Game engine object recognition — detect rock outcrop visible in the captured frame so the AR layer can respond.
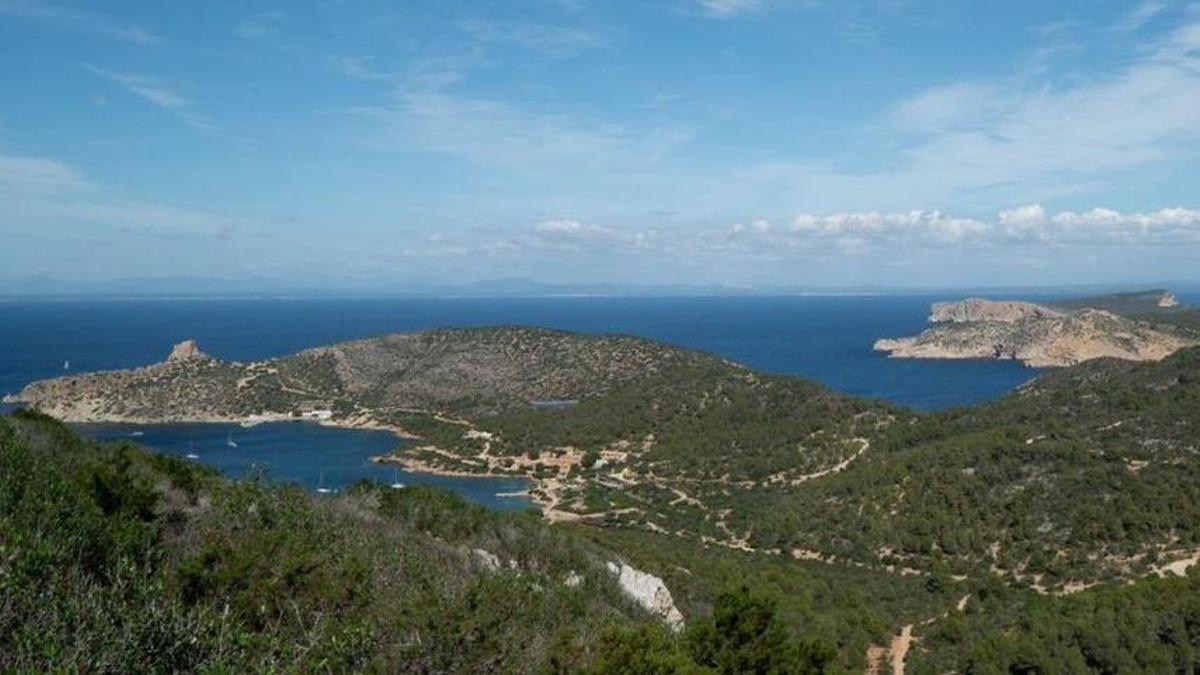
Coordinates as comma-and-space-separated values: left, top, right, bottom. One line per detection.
167, 339, 209, 363
876, 294, 1196, 368
606, 561, 684, 630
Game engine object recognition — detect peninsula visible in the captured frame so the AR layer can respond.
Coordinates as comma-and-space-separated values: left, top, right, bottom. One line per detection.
874, 289, 1198, 367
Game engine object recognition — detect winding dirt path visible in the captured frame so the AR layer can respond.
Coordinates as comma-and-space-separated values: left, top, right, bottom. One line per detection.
788, 438, 870, 485
864, 594, 970, 675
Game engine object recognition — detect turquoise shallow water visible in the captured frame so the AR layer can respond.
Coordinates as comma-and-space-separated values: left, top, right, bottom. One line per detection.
74, 420, 534, 511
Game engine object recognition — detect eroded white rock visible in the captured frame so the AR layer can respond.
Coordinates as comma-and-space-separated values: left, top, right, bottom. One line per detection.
473, 548, 502, 571
606, 561, 684, 630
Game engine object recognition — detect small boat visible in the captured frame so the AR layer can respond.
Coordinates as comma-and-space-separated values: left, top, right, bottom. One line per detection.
63, 360, 70, 371
185, 453, 200, 460
316, 472, 334, 494
390, 467, 405, 489
225, 432, 238, 448
128, 431, 145, 437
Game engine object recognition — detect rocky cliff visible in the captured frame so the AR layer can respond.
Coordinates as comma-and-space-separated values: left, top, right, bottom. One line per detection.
875, 292, 1196, 367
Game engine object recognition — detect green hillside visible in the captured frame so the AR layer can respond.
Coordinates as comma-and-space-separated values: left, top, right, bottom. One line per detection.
0, 410, 852, 673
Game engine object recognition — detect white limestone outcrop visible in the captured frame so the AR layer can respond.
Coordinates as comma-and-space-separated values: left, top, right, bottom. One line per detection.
606, 560, 684, 630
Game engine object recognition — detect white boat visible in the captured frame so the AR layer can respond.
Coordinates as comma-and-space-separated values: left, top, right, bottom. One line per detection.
225, 432, 238, 448
390, 467, 405, 489
129, 431, 145, 437
316, 472, 334, 494
185, 453, 200, 460
63, 360, 70, 371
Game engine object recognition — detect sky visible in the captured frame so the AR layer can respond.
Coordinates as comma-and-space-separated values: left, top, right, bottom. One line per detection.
1, 0, 1199, 292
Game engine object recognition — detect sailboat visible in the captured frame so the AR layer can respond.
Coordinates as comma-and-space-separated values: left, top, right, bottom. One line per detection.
63, 360, 69, 371
225, 431, 238, 448
390, 467, 405, 490
185, 436, 199, 460
316, 472, 333, 494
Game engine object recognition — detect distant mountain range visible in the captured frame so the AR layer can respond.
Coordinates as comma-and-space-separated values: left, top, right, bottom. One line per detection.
3, 275, 1200, 299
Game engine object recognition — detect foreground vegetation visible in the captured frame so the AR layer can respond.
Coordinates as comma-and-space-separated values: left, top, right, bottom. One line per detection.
0, 410, 846, 673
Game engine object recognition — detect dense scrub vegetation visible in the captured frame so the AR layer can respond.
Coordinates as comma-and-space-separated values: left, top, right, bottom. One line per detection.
0, 410, 844, 673
0, 410, 653, 671
913, 572, 1200, 673
763, 347, 1200, 586
483, 363, 891, 482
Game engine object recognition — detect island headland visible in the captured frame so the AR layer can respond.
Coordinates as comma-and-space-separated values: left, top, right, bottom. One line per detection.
874, 289, 1199, 367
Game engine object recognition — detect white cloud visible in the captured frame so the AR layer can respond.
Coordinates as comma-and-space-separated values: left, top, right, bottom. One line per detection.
730, 210, 990, 254
726, 205, 1200, 254
0, 153, 90, 194
1114, 1, 1167, 33
696, 0, 765, 18
0, 0, 159, 43
483, 205, 1200, 264
720, 17, 1200, 212
997, 204, 1048, 241
888, 83, 1005, 133
535, 218, 587, 233
86, 67, 210, 129
357, 90, 660, 170
0, 151, 246, 240
891, 20, 1200, 189
332, 56, 397, 83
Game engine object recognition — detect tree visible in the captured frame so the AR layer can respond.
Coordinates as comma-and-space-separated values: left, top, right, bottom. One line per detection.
687, 584, 835, 674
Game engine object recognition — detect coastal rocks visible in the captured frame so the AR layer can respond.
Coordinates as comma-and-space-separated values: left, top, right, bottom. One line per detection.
877, 297, 1196, 367
606, 560, 684, 630
1159, 292, 1180, 308
167, 339, 209, 363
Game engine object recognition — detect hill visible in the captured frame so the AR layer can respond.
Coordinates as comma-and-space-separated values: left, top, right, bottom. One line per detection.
5, 326, 723, 427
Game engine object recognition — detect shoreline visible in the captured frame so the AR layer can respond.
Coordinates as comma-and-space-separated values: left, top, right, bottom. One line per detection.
7, 403, 556, 512
371, 453, 572, 517
7, 405, 419, 441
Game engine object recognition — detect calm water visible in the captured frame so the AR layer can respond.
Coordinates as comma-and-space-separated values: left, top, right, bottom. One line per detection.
75, 421, 534, 511
5, 294, 1192, 505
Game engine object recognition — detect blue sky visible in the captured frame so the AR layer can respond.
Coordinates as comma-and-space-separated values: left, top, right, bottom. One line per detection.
2, 0, 1199, 290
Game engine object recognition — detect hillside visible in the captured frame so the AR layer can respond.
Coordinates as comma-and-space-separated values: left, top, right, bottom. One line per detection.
5, 326, 724, 427
7, 327, 1200, 671
874, 289, 1198, 367
0, 410, 856, 672
12, 326, 1200, 587
369, 340, 1200, 593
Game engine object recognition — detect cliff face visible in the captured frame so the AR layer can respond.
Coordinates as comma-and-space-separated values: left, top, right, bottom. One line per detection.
876, 294, 1196, 367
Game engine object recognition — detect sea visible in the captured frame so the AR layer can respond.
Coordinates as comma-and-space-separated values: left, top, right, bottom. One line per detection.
4, 293, 1194, 508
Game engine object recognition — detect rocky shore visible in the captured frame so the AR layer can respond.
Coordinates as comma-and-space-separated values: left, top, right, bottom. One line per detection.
875, 291, 1196, 367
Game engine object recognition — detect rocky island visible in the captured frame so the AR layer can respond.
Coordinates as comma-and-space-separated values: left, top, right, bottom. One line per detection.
874, 289, 1198, 367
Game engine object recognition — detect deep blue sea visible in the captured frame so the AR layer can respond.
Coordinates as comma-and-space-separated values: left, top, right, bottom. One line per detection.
4, 294, 1194, 507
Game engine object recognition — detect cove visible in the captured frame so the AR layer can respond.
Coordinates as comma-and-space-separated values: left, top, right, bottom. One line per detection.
73, 420, 534, 511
